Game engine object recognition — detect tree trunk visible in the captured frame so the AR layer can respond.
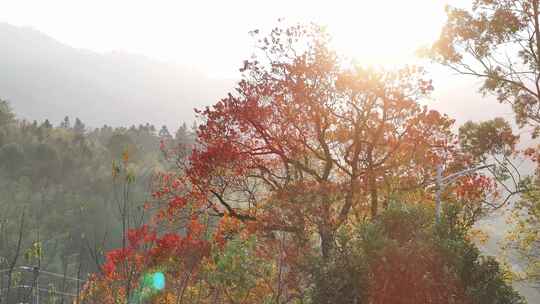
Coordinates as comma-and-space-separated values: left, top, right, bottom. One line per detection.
367, 149, 378, 217
320, 227, 333, 260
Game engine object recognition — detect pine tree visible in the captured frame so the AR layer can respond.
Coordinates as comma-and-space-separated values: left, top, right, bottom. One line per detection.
60, 116, 70, 129
41, 119, 52, 129
73, 118, 86, 134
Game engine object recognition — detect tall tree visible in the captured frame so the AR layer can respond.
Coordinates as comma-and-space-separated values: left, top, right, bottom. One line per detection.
40, 119, 52, 129
426, 0, 540, 136
153, 24, 489, 277
73, 118, 86, 135
427, 0, 540, 290
82, 23, 513, 304
60, 116, 71, 129
0, 100, 14, 146
0, 99, 14, 127
174, 122, 190, 143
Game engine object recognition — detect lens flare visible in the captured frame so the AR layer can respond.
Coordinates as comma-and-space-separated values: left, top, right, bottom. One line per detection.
151, 272, 165, 290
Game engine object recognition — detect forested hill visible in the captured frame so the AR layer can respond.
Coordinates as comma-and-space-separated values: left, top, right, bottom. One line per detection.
0, 23, 231, 129
0, 101, 195, 280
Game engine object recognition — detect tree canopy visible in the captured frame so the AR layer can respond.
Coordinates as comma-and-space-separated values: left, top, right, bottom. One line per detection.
79, 23, 523, 304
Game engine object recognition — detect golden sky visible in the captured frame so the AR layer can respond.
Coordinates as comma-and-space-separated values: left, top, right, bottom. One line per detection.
1, 0, 470, 77
5, 0, 510, 125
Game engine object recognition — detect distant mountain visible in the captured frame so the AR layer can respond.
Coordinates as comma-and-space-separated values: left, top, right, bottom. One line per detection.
0, 22, 233, 129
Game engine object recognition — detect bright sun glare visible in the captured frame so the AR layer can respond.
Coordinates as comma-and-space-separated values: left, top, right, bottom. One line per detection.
320, 1, 449, 66
0, 0, 464, 75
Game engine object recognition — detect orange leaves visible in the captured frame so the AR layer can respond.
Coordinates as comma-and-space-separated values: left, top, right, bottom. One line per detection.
85, 22, 509, 304
213, 214, 243, 249
156, 24, 481, 251
121, 148, 129, 165
451, 173, 495, 203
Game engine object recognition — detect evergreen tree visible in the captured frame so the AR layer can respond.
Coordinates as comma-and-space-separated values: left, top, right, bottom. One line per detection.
174, 123, 188, 142
41, 119, 52, 129
0, 99, 14, 127
73, 118, 86, 134
60, 116, 70, 129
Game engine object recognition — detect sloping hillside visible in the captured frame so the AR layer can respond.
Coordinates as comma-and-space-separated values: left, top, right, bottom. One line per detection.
0, 23, 232, 128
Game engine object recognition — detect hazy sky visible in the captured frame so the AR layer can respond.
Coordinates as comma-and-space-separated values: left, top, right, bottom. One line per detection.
2, 0, 515, 125
1, 0, 470, 77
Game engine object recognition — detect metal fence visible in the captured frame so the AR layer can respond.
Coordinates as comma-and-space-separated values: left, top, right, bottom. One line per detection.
0, 266, 85, 304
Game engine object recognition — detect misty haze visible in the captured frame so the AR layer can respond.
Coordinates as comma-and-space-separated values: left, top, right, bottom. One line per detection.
1, 1, 540, 303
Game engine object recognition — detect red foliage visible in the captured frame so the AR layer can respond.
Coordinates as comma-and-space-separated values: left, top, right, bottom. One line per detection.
86, 23, 497, 303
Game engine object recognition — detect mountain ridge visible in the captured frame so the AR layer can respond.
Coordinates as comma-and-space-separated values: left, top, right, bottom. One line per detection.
0, 22, 232, 129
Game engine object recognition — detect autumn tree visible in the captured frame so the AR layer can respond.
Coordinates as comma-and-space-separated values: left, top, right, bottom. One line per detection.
427, 0, 540, 288
458, 118, 524, 208
85, 23, 506, 303
124, 23, 496, 302
177, 23, 486, 259
426, 0, 540, 136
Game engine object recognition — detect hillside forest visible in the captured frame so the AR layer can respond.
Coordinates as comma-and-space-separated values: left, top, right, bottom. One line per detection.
2, 1, 540, 303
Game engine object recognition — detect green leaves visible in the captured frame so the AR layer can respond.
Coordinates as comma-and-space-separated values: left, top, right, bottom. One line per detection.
24, 241, 43, 263
208, 235, 271, 294
0, 143, 25, 176
0, 99, 15, 127
111, 157, 136, 184
308, 203, 525, 303
459, 118, 518, 161
428, 0, 540, 133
